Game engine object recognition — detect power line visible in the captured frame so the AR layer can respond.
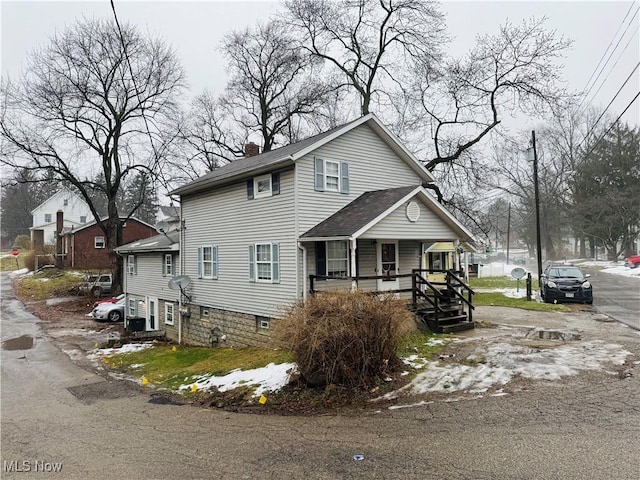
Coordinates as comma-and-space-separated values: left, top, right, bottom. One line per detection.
582, 22, 640, 115
577, 2, 639, 111
576, 61, 640, 152
581, 90, 640, 160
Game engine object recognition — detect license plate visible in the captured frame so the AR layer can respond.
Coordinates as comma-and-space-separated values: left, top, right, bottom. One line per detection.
565, 293, 574, 298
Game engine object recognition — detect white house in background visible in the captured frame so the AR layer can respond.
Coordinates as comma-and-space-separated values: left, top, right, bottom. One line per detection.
30, 188, 92, 247
156, 205, 180, 231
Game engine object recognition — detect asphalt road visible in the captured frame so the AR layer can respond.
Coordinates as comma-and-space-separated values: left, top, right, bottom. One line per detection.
2, 272, 640, 479
584, 267, 640, 330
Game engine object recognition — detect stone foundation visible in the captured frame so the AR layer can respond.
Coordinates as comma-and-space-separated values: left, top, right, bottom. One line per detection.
174, 304, 276, 347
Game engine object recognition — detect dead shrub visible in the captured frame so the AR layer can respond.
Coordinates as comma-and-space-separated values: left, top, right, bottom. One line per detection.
275, 291, 417, 389
23, 251, 55, 272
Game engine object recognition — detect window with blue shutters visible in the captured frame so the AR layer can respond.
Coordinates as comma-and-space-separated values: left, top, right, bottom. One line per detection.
247, 172, 280, 199
314, 158, 350, 193
249, 243, 280, 283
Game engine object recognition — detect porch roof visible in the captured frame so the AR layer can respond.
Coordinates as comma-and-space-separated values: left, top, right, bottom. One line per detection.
115, 231, 179, 253
300, 185, 476, 244
300, 186, 416, 238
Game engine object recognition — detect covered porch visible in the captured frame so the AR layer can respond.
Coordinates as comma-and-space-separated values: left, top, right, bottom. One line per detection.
299, 186, 477, 332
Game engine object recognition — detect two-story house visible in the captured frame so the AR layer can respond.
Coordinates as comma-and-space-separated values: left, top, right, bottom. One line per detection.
30, 188, 92, 249
119, 114, 476, 347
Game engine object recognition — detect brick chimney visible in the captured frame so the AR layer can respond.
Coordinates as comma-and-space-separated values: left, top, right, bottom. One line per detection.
244, 142, 260, 157
56, 210, 64, 268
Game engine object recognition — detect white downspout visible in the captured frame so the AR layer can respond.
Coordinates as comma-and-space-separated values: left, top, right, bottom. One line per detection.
178, 207, 184, 345
299, 242, 307, 300
350, 238, 357, 291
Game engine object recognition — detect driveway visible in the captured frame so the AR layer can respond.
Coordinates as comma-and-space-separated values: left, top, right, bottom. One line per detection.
2, 272, 640, 479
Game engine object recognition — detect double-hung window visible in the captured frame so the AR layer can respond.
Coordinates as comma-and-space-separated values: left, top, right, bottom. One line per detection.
197, 245, 218, 279
127, 255, 137, 275
165, 303, 175, 326
327, 241, 349, 277
95, 236, 106, 249
163, 254, 173, 276
314, 158, 350, 193
315, 240, 350, 278
249, 243, 280, 283
44, 213, 52, 223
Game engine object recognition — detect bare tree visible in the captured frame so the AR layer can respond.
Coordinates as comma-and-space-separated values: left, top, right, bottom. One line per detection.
0, 19, 185, 291
221, 19, 334, 152
285, 0, 446, 116
408, 17, 573, 201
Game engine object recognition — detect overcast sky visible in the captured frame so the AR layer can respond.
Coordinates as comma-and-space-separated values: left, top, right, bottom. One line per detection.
1, 0, 638, 133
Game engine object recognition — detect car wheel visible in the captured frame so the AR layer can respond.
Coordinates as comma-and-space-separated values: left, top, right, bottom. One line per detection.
108, 310, 122, 322
586, 300, 593, 305
632, 262, 640, 269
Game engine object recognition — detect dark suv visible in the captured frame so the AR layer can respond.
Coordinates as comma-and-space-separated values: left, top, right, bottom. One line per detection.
541, 264, 593, 304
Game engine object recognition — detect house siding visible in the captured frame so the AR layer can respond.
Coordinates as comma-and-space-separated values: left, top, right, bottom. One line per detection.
181, 168, 297, 319
31, 190, 92, 245
296, 124, 424, 236
361, 198, 457, 240
125, 253, 179, 302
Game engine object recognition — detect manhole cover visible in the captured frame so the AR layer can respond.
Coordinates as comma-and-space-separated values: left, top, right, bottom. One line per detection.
2, 335, 34, 350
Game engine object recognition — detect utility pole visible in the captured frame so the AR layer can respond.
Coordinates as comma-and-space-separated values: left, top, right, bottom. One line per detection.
530, 130, 543, 285
506, 202, 511, 265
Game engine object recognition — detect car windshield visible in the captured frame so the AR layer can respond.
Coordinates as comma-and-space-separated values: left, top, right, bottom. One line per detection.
548, 267, 584, 279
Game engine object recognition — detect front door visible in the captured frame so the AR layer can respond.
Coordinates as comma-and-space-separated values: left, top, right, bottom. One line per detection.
146, 297, 159, 331
425, 251, 450, 283
377, 241, 399, 291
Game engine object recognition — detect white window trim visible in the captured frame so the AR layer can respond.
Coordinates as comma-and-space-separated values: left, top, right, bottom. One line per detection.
324, 160, 340, 192
200, 245, 218, 279
44, 214, 52, 223
128, 298, 137, 317
254, 174, 272, 198
95, 236, 106, 249
164, 254, 173, 276
165, 303, 175, 326
127, 255, 136, 275
326, 240, 349, 277
255, 243, 273, 282
80, 216, 87, 223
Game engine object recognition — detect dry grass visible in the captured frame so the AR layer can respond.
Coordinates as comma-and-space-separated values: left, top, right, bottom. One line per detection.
275, 291, 417, 389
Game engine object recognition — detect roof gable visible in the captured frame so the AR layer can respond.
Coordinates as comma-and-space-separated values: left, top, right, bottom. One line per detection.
171, 113, 434, 197
30, 187, 88, 214
300, 186, 475, 243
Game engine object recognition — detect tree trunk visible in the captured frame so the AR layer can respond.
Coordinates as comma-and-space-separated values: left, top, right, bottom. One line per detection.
579, 236, 586, 258
106, 198, 123, 294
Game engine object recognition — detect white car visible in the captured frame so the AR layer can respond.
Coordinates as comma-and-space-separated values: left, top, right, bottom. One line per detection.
91, 298, 125, 322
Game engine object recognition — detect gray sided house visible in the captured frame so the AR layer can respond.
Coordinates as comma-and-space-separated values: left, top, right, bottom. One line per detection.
116, 231, 180, 340
165, 113, 477, 347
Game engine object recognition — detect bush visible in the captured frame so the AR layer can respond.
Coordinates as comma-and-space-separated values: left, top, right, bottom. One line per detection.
23, 251, 55, 272
275, 291, 417, 389
13, 235, 30, 249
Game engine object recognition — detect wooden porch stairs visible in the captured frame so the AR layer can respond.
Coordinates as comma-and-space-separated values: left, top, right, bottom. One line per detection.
411, 270, 475, 334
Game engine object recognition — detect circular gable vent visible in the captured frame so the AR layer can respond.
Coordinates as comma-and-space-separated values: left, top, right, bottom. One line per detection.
406, 201, 420, 222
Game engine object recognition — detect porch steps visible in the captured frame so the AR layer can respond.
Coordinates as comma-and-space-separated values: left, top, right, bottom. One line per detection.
413, 300, 474, 334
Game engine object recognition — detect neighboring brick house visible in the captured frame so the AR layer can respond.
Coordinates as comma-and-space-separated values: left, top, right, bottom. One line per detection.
61, 216, 156, 270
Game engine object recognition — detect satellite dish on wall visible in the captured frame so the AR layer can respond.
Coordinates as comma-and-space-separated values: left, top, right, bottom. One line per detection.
168, 275, 191, 291
155, 220, 169, 234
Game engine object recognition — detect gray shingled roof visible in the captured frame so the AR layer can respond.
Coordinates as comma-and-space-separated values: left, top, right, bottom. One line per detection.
171, 117, 365, 196
116, 231, 179, 252
301, 186, 417, 238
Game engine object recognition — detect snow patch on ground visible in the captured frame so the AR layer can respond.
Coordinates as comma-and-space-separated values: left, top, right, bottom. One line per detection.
179, 362, 297, 397
91, 342, 154, 357
384, 341, 632, 404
